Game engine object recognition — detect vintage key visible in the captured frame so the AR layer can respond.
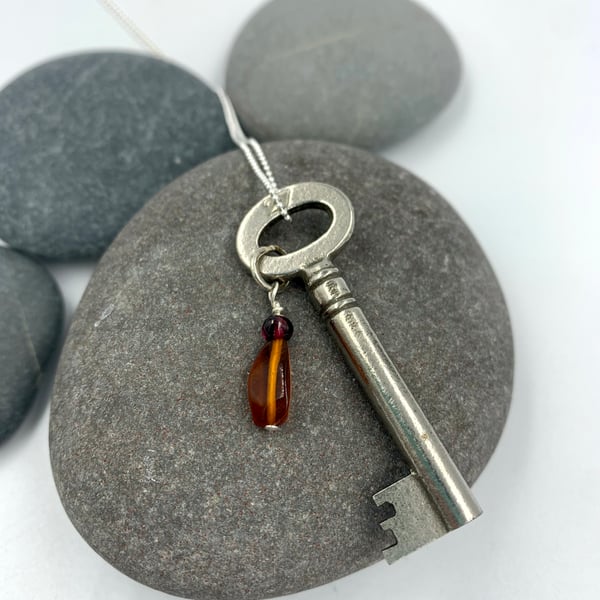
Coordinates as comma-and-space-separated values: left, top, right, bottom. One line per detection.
237, 182, 482, 562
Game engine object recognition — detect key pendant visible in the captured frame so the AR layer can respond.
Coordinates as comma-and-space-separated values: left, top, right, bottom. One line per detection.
237, 182, 482, 562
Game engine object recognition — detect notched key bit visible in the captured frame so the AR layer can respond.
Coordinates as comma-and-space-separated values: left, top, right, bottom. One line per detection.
374, 473, 447, 562
237, 182, 482, 564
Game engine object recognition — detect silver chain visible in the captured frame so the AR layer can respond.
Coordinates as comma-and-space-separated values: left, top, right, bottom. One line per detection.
98, 0, 291, 221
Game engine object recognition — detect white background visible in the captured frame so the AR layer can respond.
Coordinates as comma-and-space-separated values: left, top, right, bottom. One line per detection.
1, 1, 599, 599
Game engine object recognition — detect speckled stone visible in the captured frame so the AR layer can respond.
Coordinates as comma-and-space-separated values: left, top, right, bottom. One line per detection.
226, 0, 461, 148
0, 52, 234, 259
0, 248, 63, 442
50, 141, 513, 599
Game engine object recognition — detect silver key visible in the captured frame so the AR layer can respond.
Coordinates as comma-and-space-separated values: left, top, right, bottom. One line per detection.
237, 182, 482, 563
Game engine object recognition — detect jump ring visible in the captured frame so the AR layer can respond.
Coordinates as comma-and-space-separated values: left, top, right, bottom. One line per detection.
250, 245, 289, 292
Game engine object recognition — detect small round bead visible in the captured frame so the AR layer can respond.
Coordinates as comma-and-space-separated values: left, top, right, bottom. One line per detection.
261, 315, 293, 341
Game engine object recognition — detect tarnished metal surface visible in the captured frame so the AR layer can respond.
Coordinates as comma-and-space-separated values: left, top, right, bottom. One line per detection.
237, 182, 482, 563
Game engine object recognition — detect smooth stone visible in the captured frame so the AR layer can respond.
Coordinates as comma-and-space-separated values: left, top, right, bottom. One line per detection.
0, 52, 234, 259
0, 248, 63, 442
50, 141, 513, 599
226, 0, 461, 148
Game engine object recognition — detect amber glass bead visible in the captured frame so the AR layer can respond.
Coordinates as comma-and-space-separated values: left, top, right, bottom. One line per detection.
248, 338, 291, 428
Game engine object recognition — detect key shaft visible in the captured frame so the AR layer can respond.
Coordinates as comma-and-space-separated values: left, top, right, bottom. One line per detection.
304, 259, 482, 531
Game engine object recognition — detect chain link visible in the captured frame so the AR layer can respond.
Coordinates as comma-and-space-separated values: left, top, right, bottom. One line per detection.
99, 0, 291, 221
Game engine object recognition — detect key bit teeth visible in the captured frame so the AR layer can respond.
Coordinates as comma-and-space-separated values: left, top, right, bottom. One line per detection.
378, 527, 402, 564
377, 517, 396, 532
373, 481, 403, 508
373, 473, 448, 563
372, 498, 404, 562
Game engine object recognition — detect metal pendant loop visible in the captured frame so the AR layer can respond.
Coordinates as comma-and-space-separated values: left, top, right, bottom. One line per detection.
250, 245, 289, 314
250, 245, 288, 291
237, 182, 355, 281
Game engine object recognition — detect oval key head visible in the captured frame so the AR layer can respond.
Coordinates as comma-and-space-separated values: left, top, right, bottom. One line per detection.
236, 182, 355, 281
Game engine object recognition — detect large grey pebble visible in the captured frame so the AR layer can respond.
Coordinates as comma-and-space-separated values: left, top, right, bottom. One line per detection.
226, 0, 461, 148
50, 141, 512, 599
0, 52, 234, 259
1, 248, 63, 442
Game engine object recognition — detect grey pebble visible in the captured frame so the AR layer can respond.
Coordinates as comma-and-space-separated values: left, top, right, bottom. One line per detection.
1, 248, 63, 442
226, 0, 462, 148
0, 52, 234, 259
50, 141, 512, 599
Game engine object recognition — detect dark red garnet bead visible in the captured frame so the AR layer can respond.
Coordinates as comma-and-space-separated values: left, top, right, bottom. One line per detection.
261, 315, 293, 341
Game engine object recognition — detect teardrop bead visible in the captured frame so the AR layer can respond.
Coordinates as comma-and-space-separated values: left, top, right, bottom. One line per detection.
247, 339, 291, 428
